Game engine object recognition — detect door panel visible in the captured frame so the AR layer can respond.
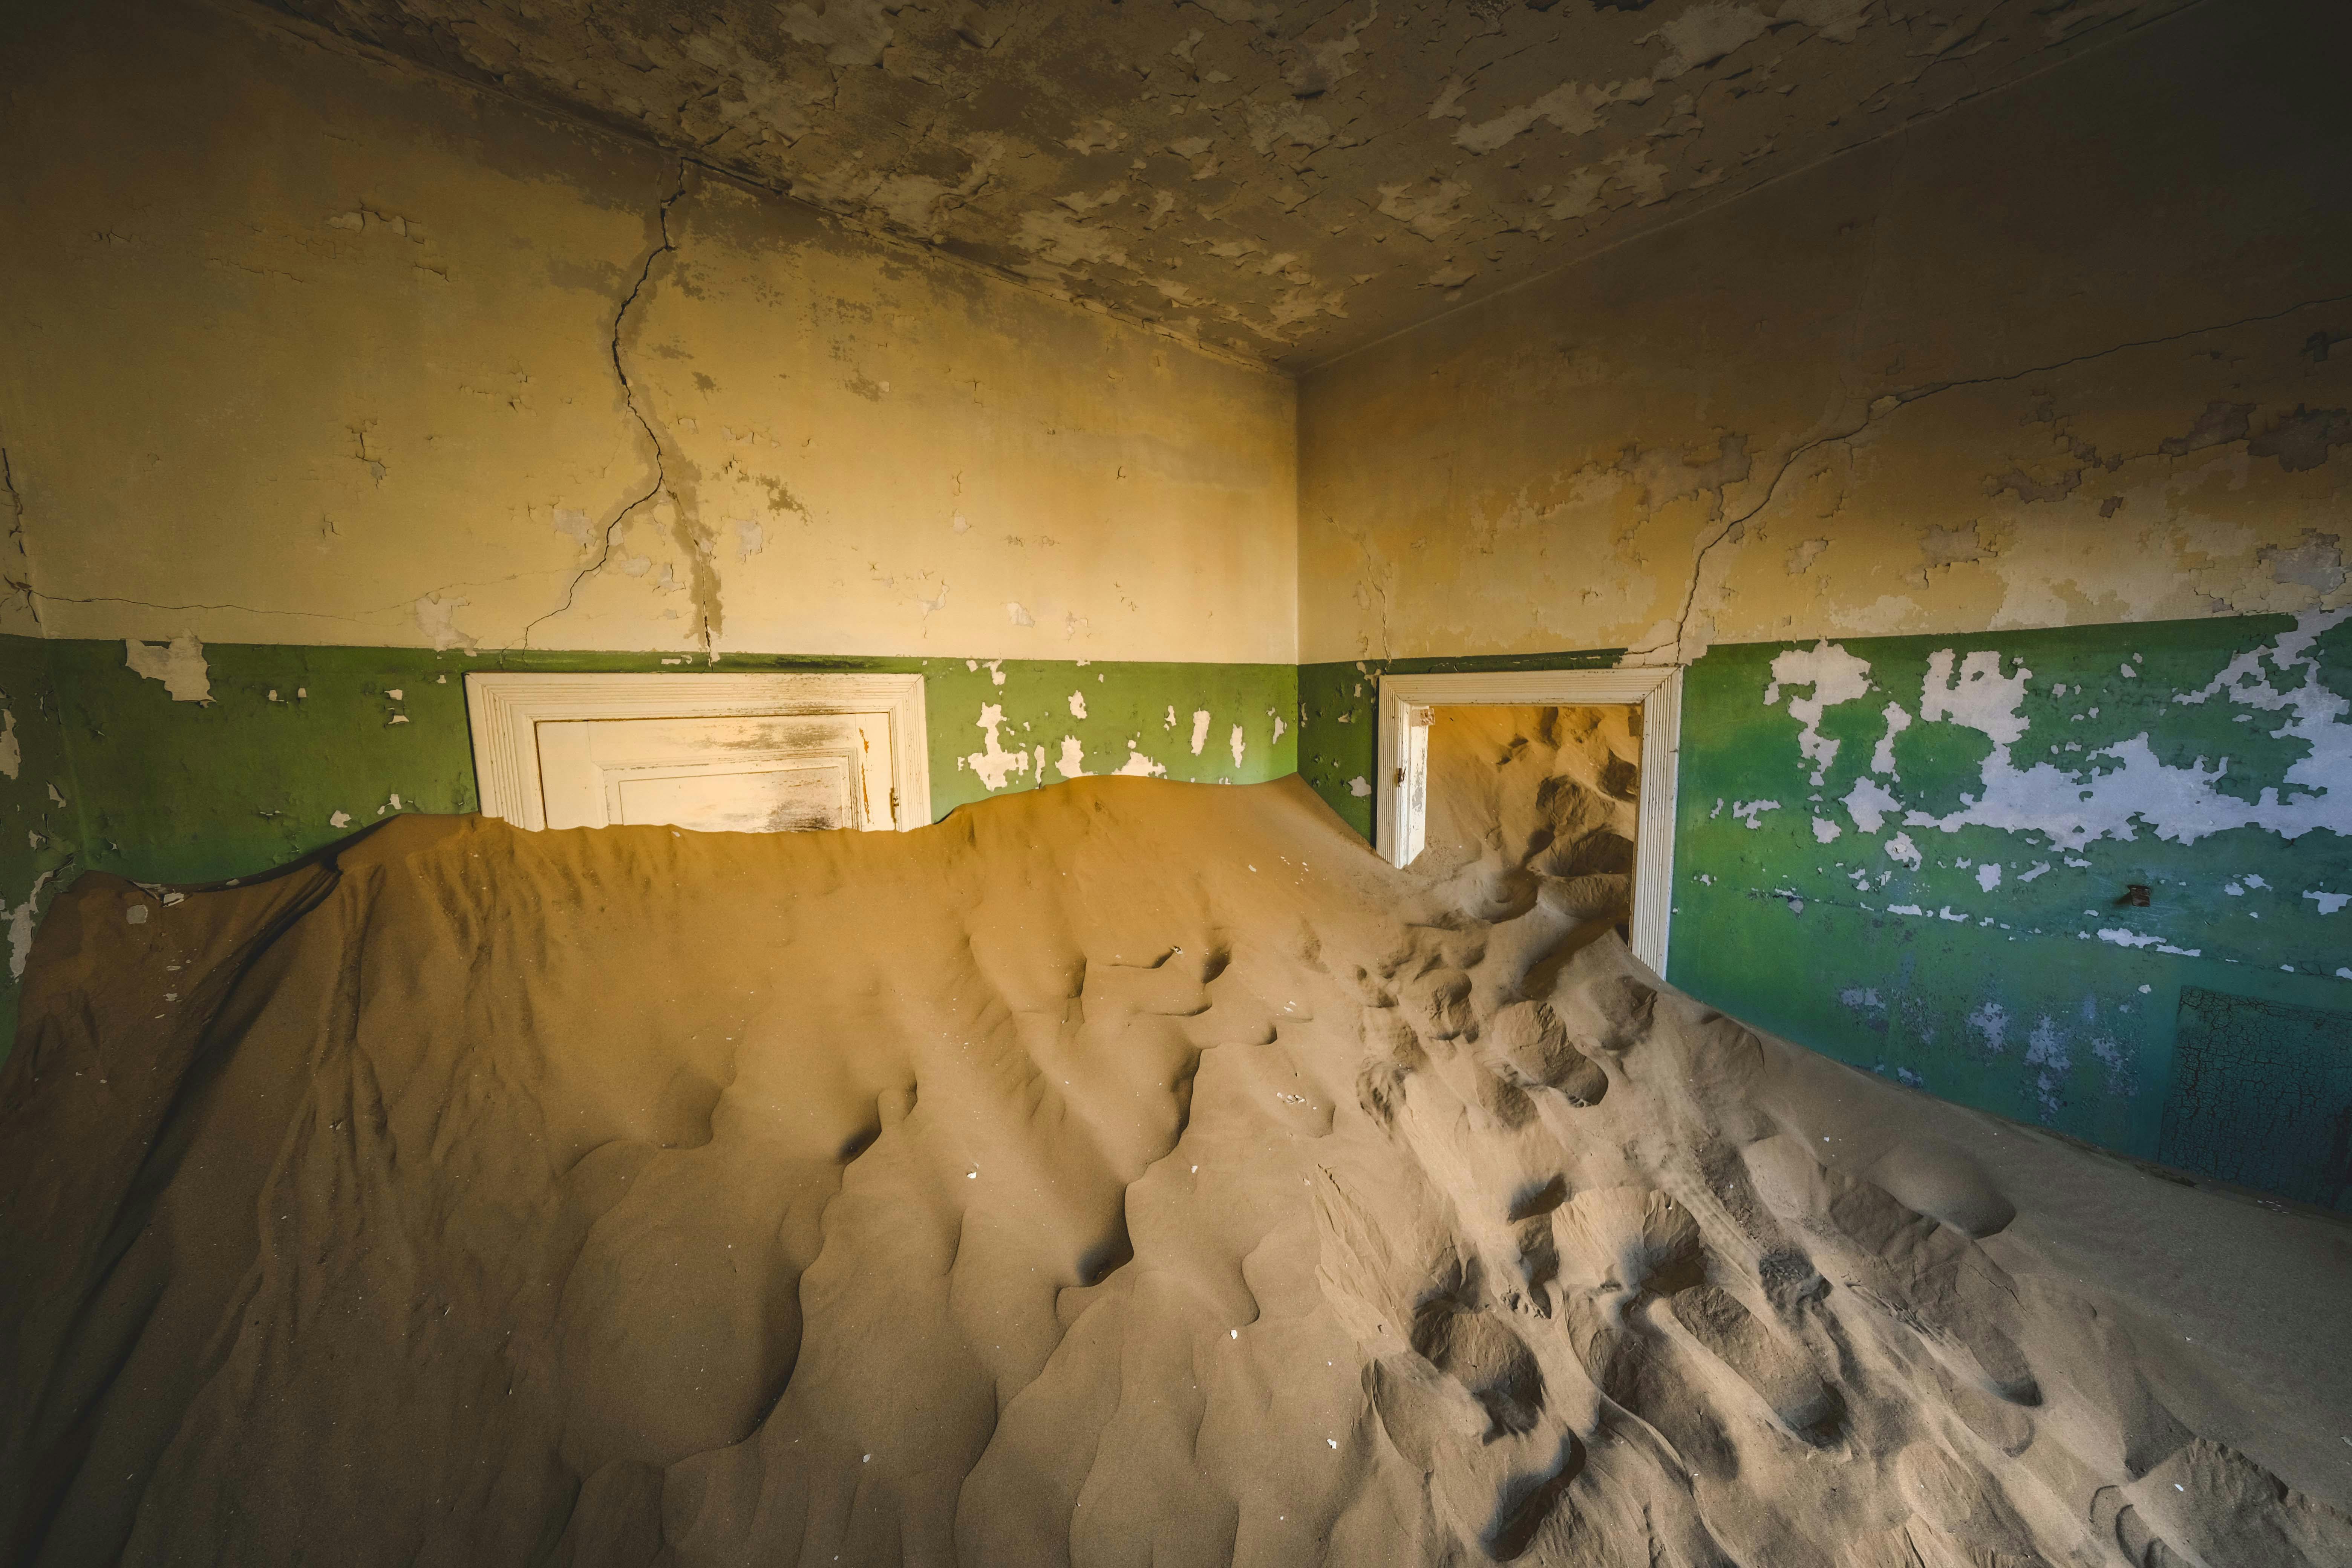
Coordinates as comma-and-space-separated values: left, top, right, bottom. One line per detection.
534, 713, 896, 833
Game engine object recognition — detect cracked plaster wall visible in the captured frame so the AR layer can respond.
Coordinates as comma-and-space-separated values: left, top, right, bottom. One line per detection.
1296, 0, 2352, 665
0, 0, 1296, 665
1292, 0, 2352, 1190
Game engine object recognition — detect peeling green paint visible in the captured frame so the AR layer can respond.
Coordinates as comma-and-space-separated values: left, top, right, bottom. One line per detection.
0, 640, 1291, 1068
17, 614, 2348, 1208
51, 642, 1296, 889
1670, 612, 2352, 1199
0, 635, 81, 1050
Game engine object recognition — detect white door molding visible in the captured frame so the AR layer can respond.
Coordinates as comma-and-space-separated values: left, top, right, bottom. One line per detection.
465, 671, 931, 832
1375, 666, 1684, 972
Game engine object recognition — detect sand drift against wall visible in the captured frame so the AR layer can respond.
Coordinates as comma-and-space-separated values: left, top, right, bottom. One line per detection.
3, 780, 2349, 1565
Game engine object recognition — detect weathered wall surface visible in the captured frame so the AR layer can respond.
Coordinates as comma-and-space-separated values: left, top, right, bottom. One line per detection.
1295, 0, 2352, 665
0, 639, 80, 1050
51, 641, 1294, 889
1292, 0, 2352, 1197
0, 0, 1302, 1060
1671, 614, 2352, 1198
0, 0, 1295, 664
238, 0, 2194, 369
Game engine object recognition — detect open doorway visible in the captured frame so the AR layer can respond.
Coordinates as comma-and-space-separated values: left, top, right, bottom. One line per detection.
1377, 668, 1682, 971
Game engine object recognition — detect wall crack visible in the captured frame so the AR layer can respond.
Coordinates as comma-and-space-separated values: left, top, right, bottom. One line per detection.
521, 160, 693, 651
1628, 286, 2352, 665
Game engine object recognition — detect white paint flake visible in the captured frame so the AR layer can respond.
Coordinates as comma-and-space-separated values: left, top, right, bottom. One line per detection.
1348, 776, 1371, 798
2305, 889, 2350, 915
2096, 927, 2200, 956
1229, 724, 1247, 768
966, 704, 1030, 790
125, 635, 211, 702
6, 870, 57, 978
1068, 691, 1087, 720
1843, 776, 1900, 834
1764, 642, 1873, 784
0, 709, 17, 780
415, 592, 477, 653
1191, 709, 1211, 755
1885, 832, 1922, 870
1115, 744, 1166, 777
1976, 863, 2003, 893
1871, 702, 1910, 776
1811, 816, 1841, 844
984, 659, 1006, 687
1057, 735, 1085, 778
330, 810, 353, 829
1920, 648, 2034, 746
1730, 799, 1780, 829
1272, 714, 1288, 744
1775, 611, 2352, 858
1966, 1001, 2009, 1054
1933, 611, 2350, 848
551, 507, 599, 551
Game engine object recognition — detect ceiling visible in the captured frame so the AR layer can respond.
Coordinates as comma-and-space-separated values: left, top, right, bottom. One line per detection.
254, 0, 2192, 370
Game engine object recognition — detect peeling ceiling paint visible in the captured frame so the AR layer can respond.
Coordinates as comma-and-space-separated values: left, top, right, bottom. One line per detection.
247, 0, 2193, 369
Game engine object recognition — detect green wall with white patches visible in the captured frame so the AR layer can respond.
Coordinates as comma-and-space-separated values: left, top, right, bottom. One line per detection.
0, 641, 1292, 1067
1294, 613, 2352, 1205
52, 643, 1296, 889
1671, 611, 2352, 1198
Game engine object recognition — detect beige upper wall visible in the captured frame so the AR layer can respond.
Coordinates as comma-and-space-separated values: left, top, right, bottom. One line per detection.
1297, 0, 2352, 665
0, 0, 1296, 663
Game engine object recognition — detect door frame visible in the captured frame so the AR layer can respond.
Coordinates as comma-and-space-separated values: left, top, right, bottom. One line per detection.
464, 671, 930, 832
1375, 666, 1684, 971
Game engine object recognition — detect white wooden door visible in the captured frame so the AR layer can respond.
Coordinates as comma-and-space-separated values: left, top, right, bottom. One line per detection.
533, 712, 897, 833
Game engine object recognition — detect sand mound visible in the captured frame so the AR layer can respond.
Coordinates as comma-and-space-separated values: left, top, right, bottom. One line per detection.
3, 777, 2349, 1566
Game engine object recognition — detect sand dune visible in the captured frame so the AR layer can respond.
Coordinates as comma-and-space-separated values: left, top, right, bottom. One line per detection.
3, 777, 2349, 1566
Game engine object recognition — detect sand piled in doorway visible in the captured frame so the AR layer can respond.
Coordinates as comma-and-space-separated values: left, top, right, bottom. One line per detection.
1416, 703, 1640, 944
3, 777, 2348, 1566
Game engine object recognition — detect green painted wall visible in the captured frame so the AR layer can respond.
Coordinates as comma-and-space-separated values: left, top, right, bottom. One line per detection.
1298, 650, 1623, 841
51, 641, 1297, 888
24, 616, 2351, 1206
1295, 615, 2352, 1204
0, 635, 81, 1050
1669, 611, 2352, 1196
0, 640, 1292, 1069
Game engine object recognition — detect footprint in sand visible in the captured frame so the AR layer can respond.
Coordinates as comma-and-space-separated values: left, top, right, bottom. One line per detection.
1669, 1282, 1844, 1446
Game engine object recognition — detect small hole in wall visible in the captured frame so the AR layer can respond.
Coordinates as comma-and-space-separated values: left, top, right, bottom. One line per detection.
2117, 884, 2151, 908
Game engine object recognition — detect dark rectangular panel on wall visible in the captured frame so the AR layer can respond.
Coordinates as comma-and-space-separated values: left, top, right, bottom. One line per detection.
2161, 986, 2352, 1210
